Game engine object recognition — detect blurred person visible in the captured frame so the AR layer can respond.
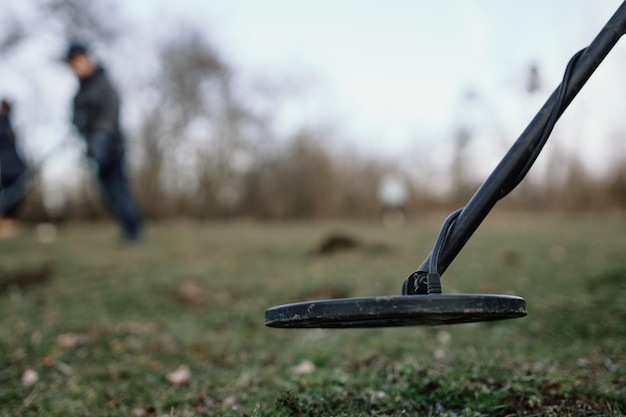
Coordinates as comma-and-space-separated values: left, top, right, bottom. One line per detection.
64, 42, 143, 242
377, 173, 409, 227
0, 98, 28, 237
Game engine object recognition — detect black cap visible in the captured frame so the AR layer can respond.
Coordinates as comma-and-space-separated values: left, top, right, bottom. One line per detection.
64, 42, 89, 62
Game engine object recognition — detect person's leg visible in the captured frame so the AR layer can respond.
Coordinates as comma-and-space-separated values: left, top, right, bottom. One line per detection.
96, 156, 143, 241
0, 174, 27, 239
1, 173, 28, 217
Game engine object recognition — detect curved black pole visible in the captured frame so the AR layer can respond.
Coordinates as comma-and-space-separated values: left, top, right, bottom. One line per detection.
405, 1, 626, 294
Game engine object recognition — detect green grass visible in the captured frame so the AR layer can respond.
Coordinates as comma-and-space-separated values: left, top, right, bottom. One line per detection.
0, 213, 625, 416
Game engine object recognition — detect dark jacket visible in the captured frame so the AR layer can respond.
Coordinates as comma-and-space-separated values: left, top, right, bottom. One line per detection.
72, 66, 124, 158
0, 113, 26, 185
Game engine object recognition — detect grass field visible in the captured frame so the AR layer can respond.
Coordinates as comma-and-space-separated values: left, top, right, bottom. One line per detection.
0, 213, 625, 416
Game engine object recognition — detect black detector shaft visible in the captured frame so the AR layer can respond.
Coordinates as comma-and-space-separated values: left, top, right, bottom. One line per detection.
404, 1, 626, 294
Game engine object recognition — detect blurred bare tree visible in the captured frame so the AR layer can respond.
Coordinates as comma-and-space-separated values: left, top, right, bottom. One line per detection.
605, 158, 626, 208
257, 129, 335, 218
525, 63, 542, 94
448, 88, 481, 204
450, 126, 474, 202
0, 0, 122, 54
133, 26, 273, 219
0, 15, 27, 56
40, 0, 122, 43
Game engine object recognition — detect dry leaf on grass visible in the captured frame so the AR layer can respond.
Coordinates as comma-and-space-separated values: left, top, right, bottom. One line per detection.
131, 408, 148, 417
291, 360, 316, 375
167, 364, 192, 385
21, 369, 38, 387
57, 333, 89, 350
174, 281, 207, 306
223, 396, 237, 407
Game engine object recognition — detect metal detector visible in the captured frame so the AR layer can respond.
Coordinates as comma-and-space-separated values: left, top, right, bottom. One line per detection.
266, 2, 626, 328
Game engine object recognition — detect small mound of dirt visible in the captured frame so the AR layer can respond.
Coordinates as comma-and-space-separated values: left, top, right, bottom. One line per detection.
313, 233, 394, 256
313, 233, 362, 256
0, 264, 53, 294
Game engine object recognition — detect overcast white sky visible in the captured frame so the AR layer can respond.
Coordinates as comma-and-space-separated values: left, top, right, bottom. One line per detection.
120, 0, 626, 172
2, 0, 626, 194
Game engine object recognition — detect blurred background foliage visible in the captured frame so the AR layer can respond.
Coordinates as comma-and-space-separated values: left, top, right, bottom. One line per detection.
2, 0, 626, 222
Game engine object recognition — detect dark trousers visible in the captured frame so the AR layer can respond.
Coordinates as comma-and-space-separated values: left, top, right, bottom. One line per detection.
0, 173, 27, 218
94, 153, 143, 241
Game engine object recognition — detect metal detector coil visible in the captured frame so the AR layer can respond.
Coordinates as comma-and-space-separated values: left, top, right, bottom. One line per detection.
266, 295, 527, 328
265, 2, 626, 329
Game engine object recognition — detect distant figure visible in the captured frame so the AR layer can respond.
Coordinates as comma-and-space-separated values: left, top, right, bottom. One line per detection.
0, 99, 28, 219
526, 63, 542, 94
64, 42, 143, 242
377, 173, 409, 227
